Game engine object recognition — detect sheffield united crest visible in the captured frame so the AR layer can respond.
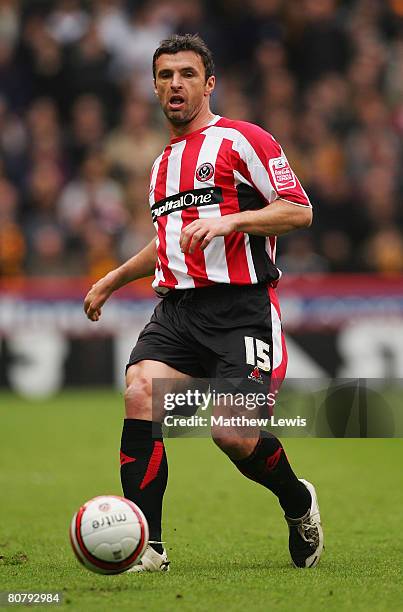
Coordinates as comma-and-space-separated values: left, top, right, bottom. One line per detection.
196, 162, 214, 182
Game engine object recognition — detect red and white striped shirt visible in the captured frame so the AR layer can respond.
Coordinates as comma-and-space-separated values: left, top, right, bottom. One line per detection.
149, 115, 311, 291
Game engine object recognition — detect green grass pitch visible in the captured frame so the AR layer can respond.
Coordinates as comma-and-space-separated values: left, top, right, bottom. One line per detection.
0, 390, 402, 611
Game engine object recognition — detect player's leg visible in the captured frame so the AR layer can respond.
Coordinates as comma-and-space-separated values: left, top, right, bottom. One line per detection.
210, 401, 308, 518
205, 283, 310, 518
211, 409, 311, 519
120, 359, 190, 570
202, 283, 323, 567
120, 292, 206, 572
211, 397, 323, 568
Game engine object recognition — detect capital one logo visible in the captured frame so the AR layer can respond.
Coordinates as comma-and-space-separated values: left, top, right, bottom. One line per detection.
151, 187, 223, 221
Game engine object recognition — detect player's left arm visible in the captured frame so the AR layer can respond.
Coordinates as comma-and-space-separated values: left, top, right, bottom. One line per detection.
231, 198, 312, 235
180, 125, 312, 254
180, 200, 311, 253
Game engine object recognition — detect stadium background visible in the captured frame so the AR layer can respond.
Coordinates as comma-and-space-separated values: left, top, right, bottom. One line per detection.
0, 0, 402, 394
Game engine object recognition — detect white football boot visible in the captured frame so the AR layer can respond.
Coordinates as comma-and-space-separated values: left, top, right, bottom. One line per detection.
285, 479, 324, 568
126, 544, 170, 573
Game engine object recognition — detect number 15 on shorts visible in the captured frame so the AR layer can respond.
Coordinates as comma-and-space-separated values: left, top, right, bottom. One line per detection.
244, 336, 271, 372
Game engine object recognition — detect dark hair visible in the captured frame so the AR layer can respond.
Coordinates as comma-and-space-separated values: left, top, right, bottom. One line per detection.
153, 34, 215, 82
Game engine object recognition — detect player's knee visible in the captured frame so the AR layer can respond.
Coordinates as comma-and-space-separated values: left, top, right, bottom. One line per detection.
124, 374, 152, 419
212, 432, 252, 459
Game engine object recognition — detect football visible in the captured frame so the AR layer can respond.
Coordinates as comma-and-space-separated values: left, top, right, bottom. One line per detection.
69, 495, 149, 574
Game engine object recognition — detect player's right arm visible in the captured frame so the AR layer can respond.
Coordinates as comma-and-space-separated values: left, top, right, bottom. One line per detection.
84, 238, 157, 321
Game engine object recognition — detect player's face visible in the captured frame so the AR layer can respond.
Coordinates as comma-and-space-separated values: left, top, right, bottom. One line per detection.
154, 51, 215, 126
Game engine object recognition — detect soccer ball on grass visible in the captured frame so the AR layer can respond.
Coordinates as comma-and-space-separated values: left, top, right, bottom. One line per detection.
70, 495, 149, 574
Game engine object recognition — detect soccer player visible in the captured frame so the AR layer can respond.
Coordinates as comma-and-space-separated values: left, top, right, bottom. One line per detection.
84, 34, 323, 571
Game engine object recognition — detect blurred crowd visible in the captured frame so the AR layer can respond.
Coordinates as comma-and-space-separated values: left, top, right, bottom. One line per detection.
1, 0, 403, 280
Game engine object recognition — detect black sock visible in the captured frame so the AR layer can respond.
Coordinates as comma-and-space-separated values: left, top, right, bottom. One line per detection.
120, 419, 167, 554
232, 432, 311, 518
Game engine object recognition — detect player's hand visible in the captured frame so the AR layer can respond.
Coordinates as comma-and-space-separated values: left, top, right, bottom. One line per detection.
180, 215, 238, 254
83, 274, 116, 321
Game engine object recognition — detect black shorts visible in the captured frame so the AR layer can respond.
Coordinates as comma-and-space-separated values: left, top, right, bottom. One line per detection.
127, 283, 287, 395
